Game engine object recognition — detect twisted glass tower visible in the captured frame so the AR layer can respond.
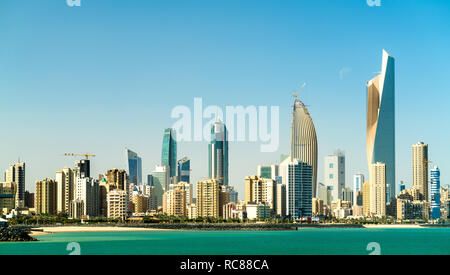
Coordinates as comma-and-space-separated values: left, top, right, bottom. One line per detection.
367, 50, 396, 202
290, 97, 318, 198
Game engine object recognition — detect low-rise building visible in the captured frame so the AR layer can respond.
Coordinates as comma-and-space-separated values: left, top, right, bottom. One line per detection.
246, 203, 270, 220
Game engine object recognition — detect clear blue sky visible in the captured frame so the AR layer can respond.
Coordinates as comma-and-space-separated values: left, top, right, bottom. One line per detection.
1, 0, 449, 198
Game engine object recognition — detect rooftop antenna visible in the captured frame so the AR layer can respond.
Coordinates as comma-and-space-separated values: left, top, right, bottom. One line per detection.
293, 82, 306, 98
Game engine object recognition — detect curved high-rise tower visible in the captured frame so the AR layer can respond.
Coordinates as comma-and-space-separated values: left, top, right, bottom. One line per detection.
290, 96, 318, 198
367, 50, 396, 202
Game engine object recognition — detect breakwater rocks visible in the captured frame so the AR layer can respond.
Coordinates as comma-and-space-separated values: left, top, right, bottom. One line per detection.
0, 226, 37, 242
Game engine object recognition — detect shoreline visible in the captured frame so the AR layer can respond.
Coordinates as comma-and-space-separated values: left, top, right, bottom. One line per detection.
27, 223, 442, 236
362, 224, 424, 229
30, 226, 172, 236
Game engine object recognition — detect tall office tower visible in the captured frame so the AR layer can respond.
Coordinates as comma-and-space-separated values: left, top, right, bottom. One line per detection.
276, 183, 287, 217
151, 165, 169, 207
244, 176, 277, 212
106, 169, 127, 190
55, 167, 74, 214
35, 178, 57, 215
281, 158, 313, 220
126, 148, 142, 185
353, 174, 365, 206
291, 92, 318, 198
257, 165, 279, 180
75, 159, 90, 178
430, 166, 440, 219
74, 177, 99, 218
369, 162, 387, 217
177, 157, 191, 183
162, 128, 177, 178
5, 162, 25, 208
362, 181, 371, 216
324, 151, 345, 202
197, 179, 220, 218
0, 182, 16, 214
342, 187, 353, 205
107, 189, 127, 219
208, 120, 229, 186
367, 50, 396, 202
412, 142, 428, 201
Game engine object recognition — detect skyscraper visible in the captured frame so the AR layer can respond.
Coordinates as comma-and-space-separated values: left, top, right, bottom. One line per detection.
75, 159, 90, 178
353, 174, 365, 206
369, 162, 386, 217
430, 166, 440, 220
281, 158, 312, 220
161, 128, 177, 178
412, 142, 428, 201
5, 162, 25, 208
126, 148, 142, 185
208, 120, 229, 186
367, 50, 396, 202
324, 151, 345, 202
151, 165, 169, 207
291, 93, 318, 197
177, 157, 191, 183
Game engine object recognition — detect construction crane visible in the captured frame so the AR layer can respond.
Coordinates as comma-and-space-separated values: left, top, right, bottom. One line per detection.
63, 153, 96, 160
293, 82, 306, 98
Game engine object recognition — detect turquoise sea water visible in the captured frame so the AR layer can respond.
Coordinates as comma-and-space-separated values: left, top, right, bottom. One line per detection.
0, 228, 449, 255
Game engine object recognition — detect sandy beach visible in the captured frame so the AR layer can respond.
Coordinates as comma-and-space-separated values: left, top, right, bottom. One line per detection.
363, 224, 423, 229
30, 226, 171, 236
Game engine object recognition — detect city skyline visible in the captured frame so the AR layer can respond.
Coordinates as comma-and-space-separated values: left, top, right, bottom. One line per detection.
1, 0, 450, 199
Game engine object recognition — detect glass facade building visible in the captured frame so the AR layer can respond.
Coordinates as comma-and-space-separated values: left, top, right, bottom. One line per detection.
208, 120, 228, 186
126, 148, 142, 185
282, 158, 312, 220
177, 157, 190, 183
367, 50, 396, 202
430, 166, 440, 219
161, 128, 177, 178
